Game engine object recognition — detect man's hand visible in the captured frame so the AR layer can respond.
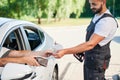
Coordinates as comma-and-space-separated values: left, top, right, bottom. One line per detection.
52, 50, 65, 58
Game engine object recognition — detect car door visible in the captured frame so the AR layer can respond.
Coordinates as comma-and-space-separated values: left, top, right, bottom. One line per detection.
0, 26, 27, 76
20, 25, 52, 80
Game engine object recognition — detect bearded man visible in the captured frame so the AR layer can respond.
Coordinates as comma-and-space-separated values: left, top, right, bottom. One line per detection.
52, 0, 118, 80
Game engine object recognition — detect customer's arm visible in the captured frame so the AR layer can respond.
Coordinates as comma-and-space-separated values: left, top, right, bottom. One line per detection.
8, 50, 52, 58
0, 47, 51, 67
7, 50, 31, 57
0, 56, 40, 67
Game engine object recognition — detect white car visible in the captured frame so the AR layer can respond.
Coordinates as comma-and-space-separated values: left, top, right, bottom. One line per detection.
0, 17, 62, 80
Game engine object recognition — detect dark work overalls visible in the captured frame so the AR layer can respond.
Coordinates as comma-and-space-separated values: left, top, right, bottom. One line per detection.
84, 13, 118, 80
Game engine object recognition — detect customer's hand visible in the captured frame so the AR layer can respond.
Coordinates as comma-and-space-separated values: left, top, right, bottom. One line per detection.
21, 56, 40, 66
42, 50, 53, 57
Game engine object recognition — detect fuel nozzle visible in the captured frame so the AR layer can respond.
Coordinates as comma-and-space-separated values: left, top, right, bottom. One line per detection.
73, 52, 84, 62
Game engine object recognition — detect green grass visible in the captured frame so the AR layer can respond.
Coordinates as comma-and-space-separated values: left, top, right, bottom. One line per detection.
30, 18, 91, 27
27, 18, 120, 27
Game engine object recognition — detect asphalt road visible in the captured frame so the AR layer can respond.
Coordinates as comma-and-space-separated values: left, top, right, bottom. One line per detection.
43, 25, 120, 80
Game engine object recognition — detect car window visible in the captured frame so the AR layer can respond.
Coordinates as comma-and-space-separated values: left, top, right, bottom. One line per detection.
3, 32, 18, 50
3, 29, 25, 50
24, 27, 45, 50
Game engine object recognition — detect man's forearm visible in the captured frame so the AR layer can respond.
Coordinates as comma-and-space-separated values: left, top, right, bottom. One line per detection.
0, 57, 24, 67
64, 41, 95, 55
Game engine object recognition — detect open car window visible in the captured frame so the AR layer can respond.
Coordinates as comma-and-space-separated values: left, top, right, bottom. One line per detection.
23, 27, 45, 50
3, 29, 24, 50
3, 32, 18, 50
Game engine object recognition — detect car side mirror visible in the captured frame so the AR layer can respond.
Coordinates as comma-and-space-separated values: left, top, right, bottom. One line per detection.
1, 63, 33, 80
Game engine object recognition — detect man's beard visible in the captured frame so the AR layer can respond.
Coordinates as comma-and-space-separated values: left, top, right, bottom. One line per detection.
91, 5, 102, 14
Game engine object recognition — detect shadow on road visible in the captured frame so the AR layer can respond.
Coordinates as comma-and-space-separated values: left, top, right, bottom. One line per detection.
113, 36, 120, 43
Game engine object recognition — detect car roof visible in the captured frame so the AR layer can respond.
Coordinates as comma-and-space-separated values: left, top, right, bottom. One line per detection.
0, 17, 39, 45
0, 17, 35, 27
0, 17, 13, 26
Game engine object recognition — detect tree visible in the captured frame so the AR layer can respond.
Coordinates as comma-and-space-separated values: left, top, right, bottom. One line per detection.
80, 0, 93, 17
44, 0, 57, 23
72, 0, 85, 18
55, 0, 85, 21
1, 0, 119, 22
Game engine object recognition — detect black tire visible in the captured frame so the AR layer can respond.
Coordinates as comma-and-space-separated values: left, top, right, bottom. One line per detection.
112, 74, 120, 80
52, 67, 58, 80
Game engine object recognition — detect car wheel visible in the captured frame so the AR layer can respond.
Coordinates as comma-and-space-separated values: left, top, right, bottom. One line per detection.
52, 67, 58, 80
112, 74, 120, 80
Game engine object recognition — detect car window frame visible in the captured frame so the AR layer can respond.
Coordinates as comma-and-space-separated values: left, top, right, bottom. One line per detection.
20, 25, 45, 50
19, 26, 31, 50
1, 25, 26, 50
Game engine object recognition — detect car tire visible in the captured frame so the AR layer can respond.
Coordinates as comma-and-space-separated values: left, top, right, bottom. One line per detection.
112, 74, 120, 80
52, 67, 58, 80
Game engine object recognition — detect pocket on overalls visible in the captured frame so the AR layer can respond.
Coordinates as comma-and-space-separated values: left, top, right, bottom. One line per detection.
95, 54, 104, 66
93, 54, 106, 73
85, 55, 96, 69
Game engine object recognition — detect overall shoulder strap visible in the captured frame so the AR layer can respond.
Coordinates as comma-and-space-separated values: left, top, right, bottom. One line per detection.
95, 13, 118, 28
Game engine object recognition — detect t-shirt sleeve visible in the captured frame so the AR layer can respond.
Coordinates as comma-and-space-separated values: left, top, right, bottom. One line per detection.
94, 17, 115, 37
